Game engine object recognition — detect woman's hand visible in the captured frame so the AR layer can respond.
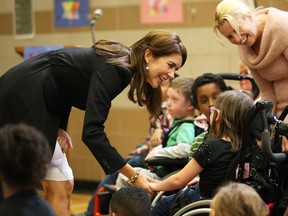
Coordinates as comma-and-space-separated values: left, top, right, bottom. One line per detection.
132, 173, 158, 195
57, 129, 73, 153
119, 164, 158, 195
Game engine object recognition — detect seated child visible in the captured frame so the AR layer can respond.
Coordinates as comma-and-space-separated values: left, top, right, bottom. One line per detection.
109, 187, 151, 216
149, 90, 254, 216
181, 72, 229, 160
210, 182, 269, 216
0, 123, 56, 216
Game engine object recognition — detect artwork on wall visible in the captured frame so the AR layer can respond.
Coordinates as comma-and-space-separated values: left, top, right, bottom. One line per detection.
54, 0, 89, 28
140, 0, 183, 24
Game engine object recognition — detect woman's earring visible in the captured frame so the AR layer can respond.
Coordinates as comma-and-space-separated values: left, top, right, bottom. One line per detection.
146, 65, 149, 71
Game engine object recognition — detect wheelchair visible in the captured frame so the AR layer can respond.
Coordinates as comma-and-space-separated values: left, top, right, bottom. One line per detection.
161, 99, 288, 216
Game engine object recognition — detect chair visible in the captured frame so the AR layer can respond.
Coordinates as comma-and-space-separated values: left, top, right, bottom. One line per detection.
217, 72, 260, 99
145, 156, 188, 167
180, 208, 211, 216
145, 157, 189, 208
93, 184, 117, 216
173, 199, 212, 216
163, 100, 288, 216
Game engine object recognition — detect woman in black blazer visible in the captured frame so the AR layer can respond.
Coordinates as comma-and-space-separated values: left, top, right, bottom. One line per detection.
0, 30, 187, 197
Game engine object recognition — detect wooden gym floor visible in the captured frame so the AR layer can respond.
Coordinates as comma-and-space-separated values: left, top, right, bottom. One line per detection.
38, 189, 93, 215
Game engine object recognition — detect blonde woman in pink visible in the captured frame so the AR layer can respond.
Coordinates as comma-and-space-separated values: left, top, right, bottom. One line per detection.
213, 0, 288, 151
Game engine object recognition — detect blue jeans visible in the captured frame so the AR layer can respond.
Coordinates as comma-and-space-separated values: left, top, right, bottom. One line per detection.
150, 185, 201, 216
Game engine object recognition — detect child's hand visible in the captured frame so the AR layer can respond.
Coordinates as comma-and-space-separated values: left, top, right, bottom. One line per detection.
149, 128, 163, 148
187, 177, 199, 187
149, 182, 159, 194
145, 149, 156, 160
132, 173, 157, 195
194, 114, 209, 131
145, 145, 162, 160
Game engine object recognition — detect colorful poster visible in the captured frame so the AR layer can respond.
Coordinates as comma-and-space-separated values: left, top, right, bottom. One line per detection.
54, 0, 89, 28
140, 0, 183, 24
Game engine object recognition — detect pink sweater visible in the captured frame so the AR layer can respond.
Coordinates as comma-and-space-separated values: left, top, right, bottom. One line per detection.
238, 8, 288, 116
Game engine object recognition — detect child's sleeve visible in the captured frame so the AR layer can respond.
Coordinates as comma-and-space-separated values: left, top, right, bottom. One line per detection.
189, 132, 208, 160
154, 142, 191, 158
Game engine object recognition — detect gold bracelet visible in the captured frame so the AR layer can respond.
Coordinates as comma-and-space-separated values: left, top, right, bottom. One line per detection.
127, 169, 140, 185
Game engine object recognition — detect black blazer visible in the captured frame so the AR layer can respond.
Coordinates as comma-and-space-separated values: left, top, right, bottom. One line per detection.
0, 47, 131, 174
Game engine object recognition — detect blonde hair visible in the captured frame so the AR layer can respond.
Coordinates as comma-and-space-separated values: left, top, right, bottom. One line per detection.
213, 90, 254, 152
169, 76, 194, 103
211, 182, 269, 216
213, 0, 253, 44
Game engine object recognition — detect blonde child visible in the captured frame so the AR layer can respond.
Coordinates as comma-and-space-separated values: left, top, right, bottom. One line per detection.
210, 182, 269, 216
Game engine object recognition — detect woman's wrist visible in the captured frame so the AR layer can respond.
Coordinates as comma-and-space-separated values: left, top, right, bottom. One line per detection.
127, 169, 140, 185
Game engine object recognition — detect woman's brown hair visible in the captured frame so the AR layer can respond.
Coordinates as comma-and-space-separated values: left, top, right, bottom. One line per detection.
93, 30, 187, 117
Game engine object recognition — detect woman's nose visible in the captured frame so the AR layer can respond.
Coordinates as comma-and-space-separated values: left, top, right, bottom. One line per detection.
168, 71, 175, 79
231, 35, 243, 45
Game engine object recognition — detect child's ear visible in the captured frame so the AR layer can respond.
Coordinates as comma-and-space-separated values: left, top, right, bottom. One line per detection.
187, 103, 194, 111
215, 110, 221, 122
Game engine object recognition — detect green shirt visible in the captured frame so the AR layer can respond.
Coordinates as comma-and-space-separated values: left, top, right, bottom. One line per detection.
166, 119, 196, 147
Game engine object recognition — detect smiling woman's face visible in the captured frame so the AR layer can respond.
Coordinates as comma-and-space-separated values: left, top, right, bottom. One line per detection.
218, 18, 258, 47
145, 51, 183, 89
